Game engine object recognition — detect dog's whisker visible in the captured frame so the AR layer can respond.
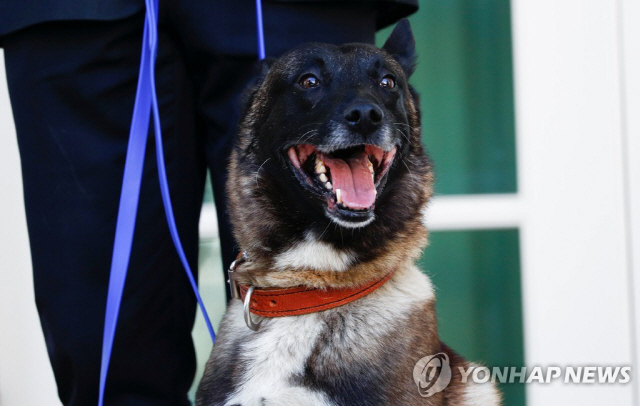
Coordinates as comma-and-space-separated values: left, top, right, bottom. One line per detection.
402, 158, 423, 188
297, 122, 324, 130
402, 159, 412, 175
395, 127, 412, 145
318, 220, 332, 240
403, 156, 419, 166
393, 122, 415, 130
255, 158, 271, 186
295, 129, 320, 145
298, 130, 319, 145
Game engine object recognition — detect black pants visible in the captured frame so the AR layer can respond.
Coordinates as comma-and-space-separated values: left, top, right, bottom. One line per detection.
2, 2, 375, 405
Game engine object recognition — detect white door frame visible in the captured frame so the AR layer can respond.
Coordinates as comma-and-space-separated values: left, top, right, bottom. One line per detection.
423, 1, 639, 405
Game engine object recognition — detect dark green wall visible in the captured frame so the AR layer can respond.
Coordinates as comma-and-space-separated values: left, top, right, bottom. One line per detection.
419, 230, 526, 405
377, 0, 517, 195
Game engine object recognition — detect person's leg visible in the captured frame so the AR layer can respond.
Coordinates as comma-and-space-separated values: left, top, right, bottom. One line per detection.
170, 1, 377, 300
3, 14, 205, 406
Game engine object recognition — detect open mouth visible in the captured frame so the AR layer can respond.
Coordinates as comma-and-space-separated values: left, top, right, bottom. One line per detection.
287, 144, 397, 217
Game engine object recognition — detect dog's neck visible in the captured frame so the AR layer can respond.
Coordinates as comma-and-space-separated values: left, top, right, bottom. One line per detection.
231, 236, 425, 289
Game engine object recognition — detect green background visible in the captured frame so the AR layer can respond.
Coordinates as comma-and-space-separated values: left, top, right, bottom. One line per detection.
419, 230, 525, 405
377, 0, 517, 195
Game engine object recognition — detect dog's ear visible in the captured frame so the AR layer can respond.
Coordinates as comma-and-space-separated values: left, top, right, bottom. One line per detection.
382, 19, 416, 77
255, 57, 276, 86
237, 57, 277, 120
244, 57, 276, 99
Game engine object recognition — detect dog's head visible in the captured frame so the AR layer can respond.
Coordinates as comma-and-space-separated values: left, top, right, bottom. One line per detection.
228, 20, 433, 284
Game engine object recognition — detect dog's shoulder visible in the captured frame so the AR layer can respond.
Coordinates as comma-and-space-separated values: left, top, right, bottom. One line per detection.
196, 302, 250, 406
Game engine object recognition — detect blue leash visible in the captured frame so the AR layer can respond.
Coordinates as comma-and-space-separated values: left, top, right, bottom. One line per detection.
255, 0, 266, 60
98, 1, 266, 405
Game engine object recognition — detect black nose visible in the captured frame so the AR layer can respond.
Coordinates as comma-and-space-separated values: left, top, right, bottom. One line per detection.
344, 103, 384, 133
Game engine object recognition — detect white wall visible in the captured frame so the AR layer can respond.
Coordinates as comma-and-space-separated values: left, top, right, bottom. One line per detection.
622, 0, 640, 402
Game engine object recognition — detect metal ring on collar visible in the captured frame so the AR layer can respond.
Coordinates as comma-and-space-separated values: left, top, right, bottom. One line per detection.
243, 285, 263, 331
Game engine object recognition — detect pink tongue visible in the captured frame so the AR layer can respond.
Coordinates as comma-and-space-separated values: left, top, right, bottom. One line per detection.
320, 152, 375, 210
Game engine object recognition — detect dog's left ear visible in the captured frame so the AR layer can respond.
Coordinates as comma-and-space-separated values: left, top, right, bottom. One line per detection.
382, 19, 416, 77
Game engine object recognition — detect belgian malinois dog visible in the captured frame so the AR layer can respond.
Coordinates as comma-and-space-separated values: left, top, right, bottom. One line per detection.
196, 19, 501, 406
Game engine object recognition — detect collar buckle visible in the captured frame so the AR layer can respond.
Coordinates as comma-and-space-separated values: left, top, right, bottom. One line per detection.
228, 252, 248, 300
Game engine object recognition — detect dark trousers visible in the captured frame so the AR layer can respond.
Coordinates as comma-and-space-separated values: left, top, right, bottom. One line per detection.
2, 2, 375, 405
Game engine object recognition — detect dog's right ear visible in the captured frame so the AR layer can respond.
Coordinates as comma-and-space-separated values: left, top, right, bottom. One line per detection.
256, 57, 276, 85
237, 57, 277, 125
382, 19, 416, 77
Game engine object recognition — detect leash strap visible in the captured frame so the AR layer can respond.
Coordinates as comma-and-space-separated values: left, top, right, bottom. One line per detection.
255, 0, 266, 60
99, 0, 266, 404
98, 10, 153, 406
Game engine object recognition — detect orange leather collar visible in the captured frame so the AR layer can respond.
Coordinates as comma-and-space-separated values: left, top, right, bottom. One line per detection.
232, 270, 396, 318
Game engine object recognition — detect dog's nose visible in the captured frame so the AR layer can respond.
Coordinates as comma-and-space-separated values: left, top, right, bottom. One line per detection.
344, 103, 384, 133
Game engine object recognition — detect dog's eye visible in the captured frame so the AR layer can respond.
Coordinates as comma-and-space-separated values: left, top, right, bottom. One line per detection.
380, 75, 396, 89
299, 74, 320, 89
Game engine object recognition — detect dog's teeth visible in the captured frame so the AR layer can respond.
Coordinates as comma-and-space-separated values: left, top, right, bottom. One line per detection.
325, 182, 333, 190
367, 160, 374, 173
319, 173, 328, 183
336, 188, 342, 204
315, 160, 326, 174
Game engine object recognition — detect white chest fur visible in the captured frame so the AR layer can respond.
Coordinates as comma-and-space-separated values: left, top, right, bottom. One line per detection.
222, 302, 334, 406
220, 266, 434, 406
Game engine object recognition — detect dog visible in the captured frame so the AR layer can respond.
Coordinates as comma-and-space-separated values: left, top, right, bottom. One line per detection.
196, 19, 501, 406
